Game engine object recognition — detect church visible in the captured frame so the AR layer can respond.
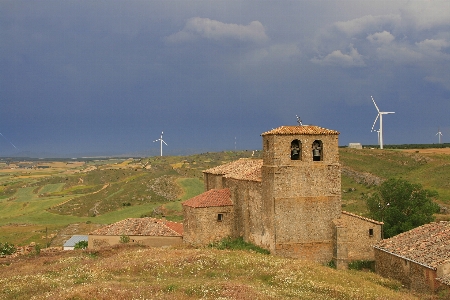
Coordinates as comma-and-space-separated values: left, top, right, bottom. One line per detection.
182, 125, 383, 268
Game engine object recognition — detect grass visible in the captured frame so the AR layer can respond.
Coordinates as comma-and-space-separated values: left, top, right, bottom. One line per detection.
0, 244, 432, 300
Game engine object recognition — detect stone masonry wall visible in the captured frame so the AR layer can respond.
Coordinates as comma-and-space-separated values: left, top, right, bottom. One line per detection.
204, 173, 224, 191
224, 178, 271, 250
88, 235, 182, 249
262, 133, 341, 262
183, 205, 233, 246
375, 248, 443, 293
340, 213, 382, 261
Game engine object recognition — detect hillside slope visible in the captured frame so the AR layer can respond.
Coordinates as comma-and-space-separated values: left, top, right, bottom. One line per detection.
0, 244, 433, 300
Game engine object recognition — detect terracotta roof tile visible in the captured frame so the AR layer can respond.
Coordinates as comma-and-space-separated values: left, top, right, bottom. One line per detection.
204, 158, 262, 182
342, 211, 384, 225
374, 221, 450, 269
89, 217, 183, 237
164, 220, 184, 235
261, 125, 340, 136
182, 188, 232, 208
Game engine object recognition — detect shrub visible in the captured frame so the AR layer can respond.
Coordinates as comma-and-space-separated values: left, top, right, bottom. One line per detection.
209, 237, 270, 255
120, 235, 130, 244
326, 260, 336, 269
0, 242, 16, 256
74, 240, 88, 250
348, 260, 375, 272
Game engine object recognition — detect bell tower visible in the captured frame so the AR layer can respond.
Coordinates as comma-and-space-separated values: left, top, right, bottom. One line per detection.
261, 125, 341, 262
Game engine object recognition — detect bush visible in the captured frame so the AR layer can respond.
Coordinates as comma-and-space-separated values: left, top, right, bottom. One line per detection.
0, 242, 16, 255
74, 240, 88, 250
120, 235, 130, 244
209, 237, 270, 255
348, 260, 375, 272
326, 260, 336, 269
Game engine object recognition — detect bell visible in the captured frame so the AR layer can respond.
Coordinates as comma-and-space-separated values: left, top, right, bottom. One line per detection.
313, 149, 320, 156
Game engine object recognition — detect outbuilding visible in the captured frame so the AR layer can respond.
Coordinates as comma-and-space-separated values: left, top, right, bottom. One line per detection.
88, 217, 183, 249
374, 221, 450, 293
63, 235, 88, 250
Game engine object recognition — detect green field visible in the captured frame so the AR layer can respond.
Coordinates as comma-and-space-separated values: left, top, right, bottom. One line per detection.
0, 148, 449, 246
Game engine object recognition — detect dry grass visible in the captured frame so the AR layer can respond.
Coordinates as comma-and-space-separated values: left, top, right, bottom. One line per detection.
0, 244, 430, 300
401, 148, 450, 155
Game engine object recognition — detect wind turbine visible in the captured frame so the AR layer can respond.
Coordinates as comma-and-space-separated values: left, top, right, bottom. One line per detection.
371, 96, 395, 149
436, 128, 443, 144
153, 131, 167, 156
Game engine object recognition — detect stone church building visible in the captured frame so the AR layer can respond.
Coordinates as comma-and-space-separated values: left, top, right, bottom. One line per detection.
182, 125, 383, 268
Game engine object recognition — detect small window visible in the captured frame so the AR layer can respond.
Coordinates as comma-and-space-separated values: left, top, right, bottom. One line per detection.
369, 229, 374, 237
291, 139, 301, 160
217, 213, 224, 222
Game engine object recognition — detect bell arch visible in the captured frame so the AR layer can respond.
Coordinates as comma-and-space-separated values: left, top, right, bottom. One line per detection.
290, 139, 302, 160
312, 140, 323, 161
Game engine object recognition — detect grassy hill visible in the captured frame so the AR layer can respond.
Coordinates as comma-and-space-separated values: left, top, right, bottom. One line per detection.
0, 148, 449, 299
0, 148, 449, 246
0, 244, 439, 300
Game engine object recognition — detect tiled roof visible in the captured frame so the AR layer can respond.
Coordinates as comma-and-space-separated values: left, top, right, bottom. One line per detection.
182, 188, 232, 208
203, 158, 263, 182
164, 220, 184, 235
342, 211, 384, 225
89, 218, 183, 237
261, 125, 340, 136
374, 221, 450, 269
437, 275, 450, 286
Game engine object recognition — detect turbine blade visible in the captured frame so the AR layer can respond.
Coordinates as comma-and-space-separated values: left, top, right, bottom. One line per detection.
371, 96, 380, 113
371, 114, 379, 132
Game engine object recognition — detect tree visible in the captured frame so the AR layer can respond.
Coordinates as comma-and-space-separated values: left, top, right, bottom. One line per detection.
366, 178, 440, 238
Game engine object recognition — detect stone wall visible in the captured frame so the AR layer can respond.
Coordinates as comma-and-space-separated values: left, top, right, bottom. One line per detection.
204, 173, 224, 190
340, 212, 382, 261
374, 248, 443, 293
88, 235, 182, 249
223, 178, 272, 250
261, 133, 341, 262
263, 134, 339, 166
183, 205, 233, 246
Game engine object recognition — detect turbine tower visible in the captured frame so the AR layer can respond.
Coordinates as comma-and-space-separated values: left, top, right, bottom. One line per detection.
371, 96, 395, 149
436, 128, 443, 144
153, 131, 167, 156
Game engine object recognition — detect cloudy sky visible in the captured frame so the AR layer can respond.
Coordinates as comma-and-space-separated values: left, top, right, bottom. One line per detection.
1, 1, 449, 157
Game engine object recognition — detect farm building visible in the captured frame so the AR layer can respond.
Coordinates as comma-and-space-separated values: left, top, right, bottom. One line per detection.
348, 143, 362, 149
88, 217, 183, 249
63, 235, 88, 250
182, 124, 383, 268
374, 221, 450, 293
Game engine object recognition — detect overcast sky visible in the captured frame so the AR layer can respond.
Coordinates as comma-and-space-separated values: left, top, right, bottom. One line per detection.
1, 1, 450, 157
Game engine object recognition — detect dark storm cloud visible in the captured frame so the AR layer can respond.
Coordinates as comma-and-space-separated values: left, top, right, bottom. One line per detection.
1, 0, 449, 157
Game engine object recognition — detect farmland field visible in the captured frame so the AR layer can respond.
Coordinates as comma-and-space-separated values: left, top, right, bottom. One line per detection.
0, 148, 449, 247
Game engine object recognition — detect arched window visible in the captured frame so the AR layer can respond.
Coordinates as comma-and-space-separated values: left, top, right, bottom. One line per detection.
312, 140, 323, 161
291, 139, 301, 160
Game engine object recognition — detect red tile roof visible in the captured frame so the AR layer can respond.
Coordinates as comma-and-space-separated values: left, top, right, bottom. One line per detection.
164, 220, 184, 235
261, 125, 340, 136
89, 217, 183, 237
182, 188, 232, 208
342, 211, 384, 225
203, 158, 263, 182
374, 221, 450, 270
